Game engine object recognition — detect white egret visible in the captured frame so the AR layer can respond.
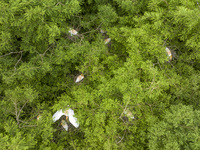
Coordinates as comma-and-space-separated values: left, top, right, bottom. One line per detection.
104, 38, 111, 44
75, 74, 84, 83
69, 28, 78, 36
124, 111, 134, 119
37, 114, 41, 120
165, 47, 172, 60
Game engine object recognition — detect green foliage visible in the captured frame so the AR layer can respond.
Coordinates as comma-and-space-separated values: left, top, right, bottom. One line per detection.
98, 5, 118, 27
0, 0, 200, 149
148, 104, 200, 150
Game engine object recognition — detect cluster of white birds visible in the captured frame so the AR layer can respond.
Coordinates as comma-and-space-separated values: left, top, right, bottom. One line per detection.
69, 28, 111, 45
99, 28, 111, 44
69, 28, 111, 83
69, 28, 172, 60
52, 108, 79, 131
37, 29, 173, 132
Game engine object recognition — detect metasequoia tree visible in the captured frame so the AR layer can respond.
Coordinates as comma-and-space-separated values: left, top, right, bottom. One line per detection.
0, 0, 200, 149
148, 104, 200, 149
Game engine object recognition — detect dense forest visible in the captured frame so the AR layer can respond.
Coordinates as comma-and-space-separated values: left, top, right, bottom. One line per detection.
0, 0, 200, 149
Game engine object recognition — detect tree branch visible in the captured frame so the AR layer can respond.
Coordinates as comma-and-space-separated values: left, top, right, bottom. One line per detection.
13, 100, 19, 125
119, 101, 130, 120
40, 43, 55, 62
19, 125, 37, 128
117, 130, 126, 144
17, 100, 29, 121
14, 51, 23, 71
56, 2, 64, 6
0, 51, 23, 58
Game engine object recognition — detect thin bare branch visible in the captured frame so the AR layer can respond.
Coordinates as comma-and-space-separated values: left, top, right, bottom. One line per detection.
14, 51, 23, 71
168, 61, 174, 67
0, 51, 23, 58
39, 43, 55, 62
119, 101, 130, 119
19, 125, 38, 128
43, 43, 55, 56
13, 101, 19, 125
78, 23, 102, 36
76, 16, 98, 30
56, 2, 64, 6
17, 100, 29, 121
117, 130, 126, 144
153, 59, 163, 70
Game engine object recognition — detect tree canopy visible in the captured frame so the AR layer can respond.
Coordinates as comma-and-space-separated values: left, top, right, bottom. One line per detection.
0, 0, 200, 149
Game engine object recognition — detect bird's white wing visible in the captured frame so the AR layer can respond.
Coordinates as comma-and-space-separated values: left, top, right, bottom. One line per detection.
69, 114, 79, 128
67, 108, 74, 116
52, 109, 65, 122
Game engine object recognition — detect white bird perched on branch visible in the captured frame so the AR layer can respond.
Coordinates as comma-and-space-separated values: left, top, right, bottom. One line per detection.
104, 38, 111, 44
75, 74, 84, 83
100, 29, 106, 34
61, 120, 68, 131
53, 108, 79, 128
69, 28, 78, 36
124, 111, 134, 119
37, 114, 41, 120
165, 47, 173, 60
